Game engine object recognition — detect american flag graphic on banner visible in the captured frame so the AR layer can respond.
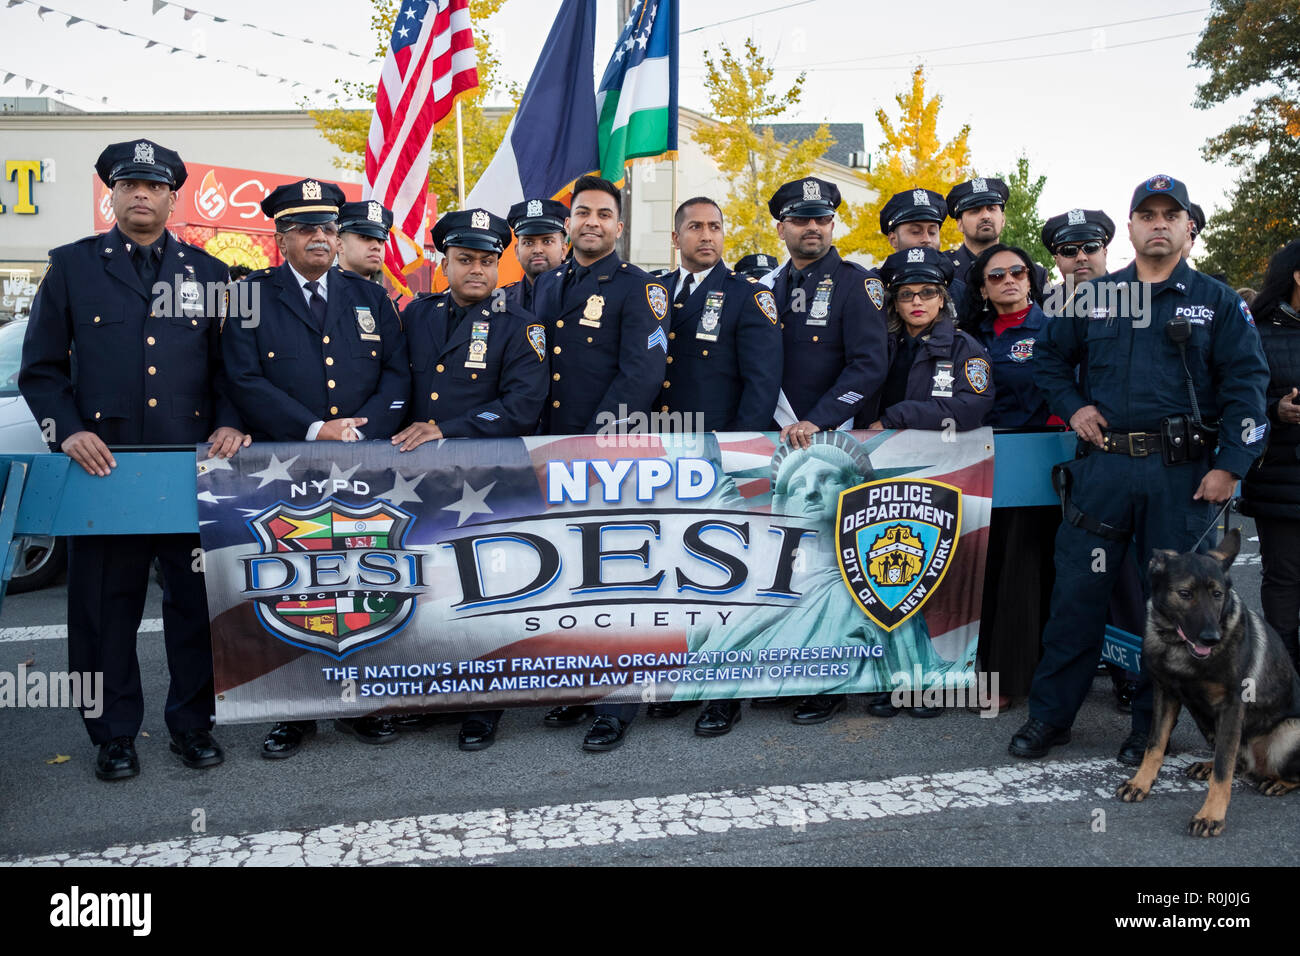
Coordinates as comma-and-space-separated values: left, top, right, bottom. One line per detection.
196, 430, 994, 724
365, 0, 478, 293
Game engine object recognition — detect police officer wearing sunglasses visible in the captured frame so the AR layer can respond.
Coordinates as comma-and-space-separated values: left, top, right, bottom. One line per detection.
1041, 209, 1115, 315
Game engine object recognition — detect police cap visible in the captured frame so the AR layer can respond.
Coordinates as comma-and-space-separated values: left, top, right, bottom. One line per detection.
734, 253, 780, 279
432, 208, 512, 254
945, 177, 1009, 218
1041, 208, 1116, 251
768, 177, 840, 220
507, 198, 569, 237
338, 200, 393, 240
880, 246, 955, 289
1189, 202, 1206, 238
879, 188, 947, 234
95, 139, 187, 189
261, 179, 345, 224
1129, 173, 1192, 214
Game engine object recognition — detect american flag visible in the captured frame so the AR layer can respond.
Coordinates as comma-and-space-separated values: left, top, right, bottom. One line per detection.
365, 0, 478, 293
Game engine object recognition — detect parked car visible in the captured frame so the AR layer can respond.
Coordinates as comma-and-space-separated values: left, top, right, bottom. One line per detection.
0, 319, 66, 592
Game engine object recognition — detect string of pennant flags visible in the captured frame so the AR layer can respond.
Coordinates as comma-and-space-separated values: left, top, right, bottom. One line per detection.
131, 0, 378, 62
5, 0, 382, 102
0, 65, 114, 105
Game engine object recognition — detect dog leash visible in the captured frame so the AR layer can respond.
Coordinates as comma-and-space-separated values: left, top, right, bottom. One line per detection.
1190, 495, 1237, 553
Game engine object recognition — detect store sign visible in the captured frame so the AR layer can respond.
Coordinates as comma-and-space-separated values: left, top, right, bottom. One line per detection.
1, 160, 46, 215
92, 162, 362, 232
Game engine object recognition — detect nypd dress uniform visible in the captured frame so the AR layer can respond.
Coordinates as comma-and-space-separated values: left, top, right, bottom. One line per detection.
767, 178, 890, 430
879, 188, 967, 312
876, 247, 994, 431
531, 250, 668, 436
657, 264, 782, 432
502, 198, 569, 315
734, 253, 780, 282
945, 177, 1048, 290
221, 181, 410, 442
1040, 208, 1116, 315
19, 139, 237, 762
1022, 175, 1270, 747
338, 199, 394, 256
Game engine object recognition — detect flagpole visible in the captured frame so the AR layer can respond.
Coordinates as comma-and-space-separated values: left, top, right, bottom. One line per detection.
669, 155, 678, 269
455, 100, 467, 207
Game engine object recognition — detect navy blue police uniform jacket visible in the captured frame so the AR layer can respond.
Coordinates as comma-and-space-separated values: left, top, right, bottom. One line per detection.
770, 246, 889, 428
221, 263, 410, 441
530, 250, 668, 435
501, 276, 537, 315
20, 226, 240, 446
975, 303, 1052, 427
403, 290, 549, 436
1033, 258, 1269, 478
878, 317, 994, 431
657, 265, 783, 432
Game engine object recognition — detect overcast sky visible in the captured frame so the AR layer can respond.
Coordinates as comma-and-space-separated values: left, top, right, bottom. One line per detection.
3, 0, 1255, 266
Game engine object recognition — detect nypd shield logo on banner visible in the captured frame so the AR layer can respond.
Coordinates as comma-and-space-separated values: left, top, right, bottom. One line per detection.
835, 478, 963, 630
241, 498, 425, 659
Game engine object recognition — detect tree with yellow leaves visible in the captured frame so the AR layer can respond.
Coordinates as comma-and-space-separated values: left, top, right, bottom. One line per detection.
838, 67, 972, 262
309, 0, 516, 213
692, 39, 833, 261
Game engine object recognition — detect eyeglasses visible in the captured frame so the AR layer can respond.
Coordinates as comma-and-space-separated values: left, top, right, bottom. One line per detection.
986, 265, 1029, 283
285, 222, 339, 236
1055, 240, 1105, 257
896, 287, 943, 302
786, 215, 834, 227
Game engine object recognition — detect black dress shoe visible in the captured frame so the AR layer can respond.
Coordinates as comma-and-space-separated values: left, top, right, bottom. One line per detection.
907, 705, 943, 718
694, 700, 741, 737
261, 720, 316, 759
169, 729, 224, 769
1116, 729, 1148, 766
334, 715, 399, 745
392, 713, 441, 732
750, 696, 789, 709
865, 692, 899, 718
95, 737, 139, 781
458, 716, 499, 752
582, 715, 629, 751
543, 704, 594, 727
1008, 718, 1071, 758
1114, 679, 1138, 713
791, 694, 846, 725
646, 701, 698, 718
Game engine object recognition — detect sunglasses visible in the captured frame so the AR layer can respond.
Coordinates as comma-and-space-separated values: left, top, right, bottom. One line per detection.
896, 286, 943, 302
986, 265, 1029, 283
286, 222, 339, 236
786, 215, 834, 227
1055, 240, 1105, 257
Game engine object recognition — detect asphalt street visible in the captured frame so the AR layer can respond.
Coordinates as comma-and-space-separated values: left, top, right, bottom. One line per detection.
1, 515, 1297, 868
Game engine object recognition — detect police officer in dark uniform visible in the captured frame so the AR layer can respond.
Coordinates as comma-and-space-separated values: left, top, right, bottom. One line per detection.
879, 187, 967, 315
647, 196, 782, 736
1010, 174, 1270, 765
20, 139, 249, 780
503, 198, 569, 314
338, 199, 393, 281
529, 174, 669, 751
734, 253, 780, 281
393, 208, 550, 751
767, 175, 891, 724
945, 177, 1048, 291
1041, 208, 1115, 314
221, 178, 411, 757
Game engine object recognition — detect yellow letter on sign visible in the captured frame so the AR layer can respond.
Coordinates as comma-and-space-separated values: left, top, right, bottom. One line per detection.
6, 160, 42, 214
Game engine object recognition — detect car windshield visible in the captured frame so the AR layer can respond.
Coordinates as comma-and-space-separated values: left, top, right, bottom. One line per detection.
0, 320, 26, 397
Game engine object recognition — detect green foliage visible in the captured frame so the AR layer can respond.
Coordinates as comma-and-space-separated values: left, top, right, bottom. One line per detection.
996, 155, 1051, 271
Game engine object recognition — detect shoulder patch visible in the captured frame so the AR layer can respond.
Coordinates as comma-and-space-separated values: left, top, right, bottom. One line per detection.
964, 357, 991, 394
646, 282, 669, 321
526, 323, 546, 362
754, 290, 778, 325
1239, 299, 1255, 327
865, 278, 885, 311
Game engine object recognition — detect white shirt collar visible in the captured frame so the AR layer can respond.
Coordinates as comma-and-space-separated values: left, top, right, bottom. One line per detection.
675, 262, 718, 298
287, 262, 328, 300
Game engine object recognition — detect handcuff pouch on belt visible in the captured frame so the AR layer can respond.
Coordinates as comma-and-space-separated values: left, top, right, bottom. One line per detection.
1158, 414, 1218, 466
1051, 461, 1131, 542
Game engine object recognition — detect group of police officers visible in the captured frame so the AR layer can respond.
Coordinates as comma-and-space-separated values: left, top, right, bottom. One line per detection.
19, 137, 1269, 783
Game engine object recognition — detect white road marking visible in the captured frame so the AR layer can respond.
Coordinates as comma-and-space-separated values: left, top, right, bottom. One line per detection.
0, 754, 1216, 866
0, 619, 163, 644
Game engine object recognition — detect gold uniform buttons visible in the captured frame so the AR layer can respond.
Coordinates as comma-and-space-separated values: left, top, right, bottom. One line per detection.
586, 336, 593, 343
436, 364, 445, 373
552, 373, 560, 381
325, 357, 334, 366
327, 379, 336, 389
553, 346, 562, 354
660, 405, 669, 413
552, 400, 561, 408
323, 335, 330, 344
146, 336, 156, 346
556, 320, 565, 328
430, 392, 439, 401
93, 316, 101, 324
666, 356, 674, 364
471, 373, 478, 380
147, 366, 157, 376
267, 351, 275, 358
147, 398, 157, 408
191, 319, 197, 326
662, 380, 671, 389
812, 335, 819, 342
702, 350, 709, 357
668, 332, 675, 339
330, 405, 339, 415
94, 411, 101, 420
370, 350, 377, 357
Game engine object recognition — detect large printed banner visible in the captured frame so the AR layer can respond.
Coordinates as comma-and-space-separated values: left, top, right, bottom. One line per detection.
197, 429, 994, 723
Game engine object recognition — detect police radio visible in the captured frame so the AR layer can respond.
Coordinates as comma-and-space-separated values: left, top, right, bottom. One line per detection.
1161, 314, 1215, 465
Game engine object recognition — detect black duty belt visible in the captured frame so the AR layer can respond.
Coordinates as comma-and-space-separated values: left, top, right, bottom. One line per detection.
1099, 430, 1161, 457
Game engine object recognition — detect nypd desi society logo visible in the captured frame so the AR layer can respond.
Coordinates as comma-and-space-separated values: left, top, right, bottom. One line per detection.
836, 478, 962, 630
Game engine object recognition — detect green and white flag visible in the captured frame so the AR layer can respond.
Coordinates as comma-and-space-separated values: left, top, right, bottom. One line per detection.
596, 0, 678, 184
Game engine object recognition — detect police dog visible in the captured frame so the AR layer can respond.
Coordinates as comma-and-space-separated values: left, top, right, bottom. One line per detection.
1115, 528, 1300, 836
